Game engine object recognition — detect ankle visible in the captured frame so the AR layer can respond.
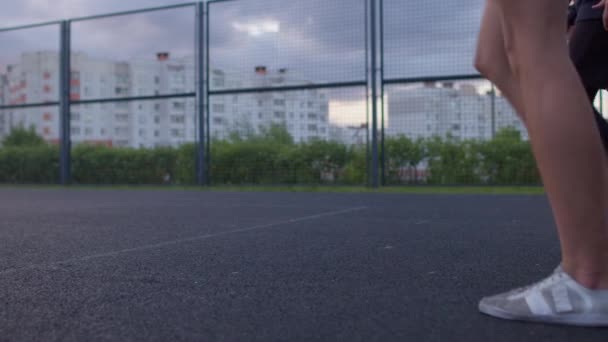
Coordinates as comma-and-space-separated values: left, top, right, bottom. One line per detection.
562, 263, 608, 290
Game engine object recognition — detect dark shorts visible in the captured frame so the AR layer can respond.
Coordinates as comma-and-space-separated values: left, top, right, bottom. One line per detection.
569, 20, 608, 151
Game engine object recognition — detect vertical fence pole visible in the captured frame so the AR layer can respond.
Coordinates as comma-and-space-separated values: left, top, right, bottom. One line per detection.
490, 84, 496, 139
60, 20, 71, 185
205, 1, 211, 186
364, 0, 371, 186
379, 0, 386, 186
195, 2, 207, 186
370, 0, 379, 188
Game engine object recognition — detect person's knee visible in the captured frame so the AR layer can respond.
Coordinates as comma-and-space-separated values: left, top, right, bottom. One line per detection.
473, 46, 490, 77
490, 0, 567, 76
474, 42, 512, 83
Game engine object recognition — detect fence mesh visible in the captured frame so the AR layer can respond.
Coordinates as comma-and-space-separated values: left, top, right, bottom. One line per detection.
0, 1, 565, 186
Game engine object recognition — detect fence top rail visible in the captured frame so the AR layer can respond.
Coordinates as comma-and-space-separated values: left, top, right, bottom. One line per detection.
71, 93, 196, 106
0, 102, 60, 111
207, 0, 241, 5
383, 74, 483, 85
208, 81, 367, 96
0, 21, 63, 33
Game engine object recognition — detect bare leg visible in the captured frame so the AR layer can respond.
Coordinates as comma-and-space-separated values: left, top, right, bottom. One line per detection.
489, 0, 608, 287
475, 0, 608, 327
474, 0, 526, 123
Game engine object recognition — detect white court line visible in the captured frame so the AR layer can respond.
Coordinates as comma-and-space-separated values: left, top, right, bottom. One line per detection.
0, 206, 368, 276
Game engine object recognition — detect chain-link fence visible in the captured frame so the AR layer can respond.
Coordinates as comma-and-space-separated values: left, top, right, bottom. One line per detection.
0, 0, 602, 186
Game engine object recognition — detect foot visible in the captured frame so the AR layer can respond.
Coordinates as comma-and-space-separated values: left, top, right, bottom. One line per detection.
479, 266, 608, 327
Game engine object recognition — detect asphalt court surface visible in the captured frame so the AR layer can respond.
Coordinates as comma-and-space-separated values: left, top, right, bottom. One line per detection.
0, 189, 606, 341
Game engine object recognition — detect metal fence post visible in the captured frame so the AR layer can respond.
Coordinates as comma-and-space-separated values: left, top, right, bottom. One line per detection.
379, 0, 386, 186
205, 1, 211, 186
370, 0, 379, 188
60, 20, 71, 185
490, 84, 496, 139
364, 0, 371, 187
195, 2, 207, 186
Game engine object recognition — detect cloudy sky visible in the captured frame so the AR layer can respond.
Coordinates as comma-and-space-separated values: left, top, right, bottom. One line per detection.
0, 0, 486, 126
0, 0, 484, 79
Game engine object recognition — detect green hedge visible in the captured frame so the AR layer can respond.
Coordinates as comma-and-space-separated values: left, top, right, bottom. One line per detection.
0, 145, 60, 183
71, 145, 182, 185
0, 127, 540, 186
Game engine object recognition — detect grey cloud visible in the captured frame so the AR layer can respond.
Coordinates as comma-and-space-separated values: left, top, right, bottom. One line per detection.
0, 0, 484, 82
71, 7, 195, 61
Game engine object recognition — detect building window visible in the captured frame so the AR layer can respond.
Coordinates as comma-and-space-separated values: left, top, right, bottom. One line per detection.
274, 111, 285, 119
308, 124, 318, 132
85, 127, 93, 136
115, 114, 129, 123
273, 99, 285, 106
213, 117, 224, 125
115, 87, 127, 95
171, 115, 185, 124
171, 129, 185, 138
154, 116, 160, 124
71, 127, 80, 135
43, 112, 52, 121
114, 127, 128, 135
154, 130, 160, 137
307, 113, 317, 120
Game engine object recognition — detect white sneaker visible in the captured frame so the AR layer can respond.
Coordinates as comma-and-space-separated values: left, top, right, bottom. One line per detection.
479, 266, 608, 327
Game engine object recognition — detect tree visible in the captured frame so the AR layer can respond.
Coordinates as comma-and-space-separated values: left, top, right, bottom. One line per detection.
385, 135, 425, 184
1, 126, 45, 147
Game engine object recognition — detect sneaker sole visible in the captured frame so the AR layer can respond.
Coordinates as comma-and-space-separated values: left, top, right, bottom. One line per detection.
479, 301, 608, 327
